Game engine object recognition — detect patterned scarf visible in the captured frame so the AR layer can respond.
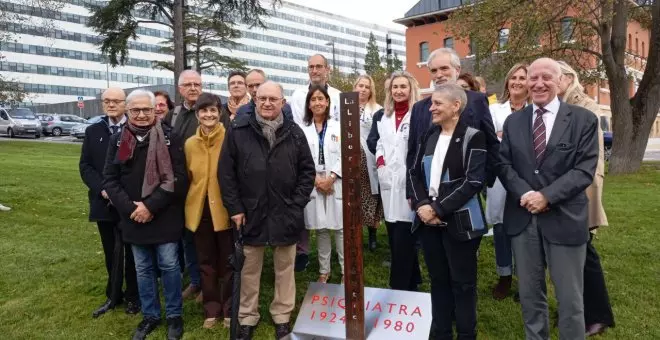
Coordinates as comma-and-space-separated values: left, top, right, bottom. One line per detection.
255, 112, 284, 148
226, 95, 250, 116
118, 119, 174, 198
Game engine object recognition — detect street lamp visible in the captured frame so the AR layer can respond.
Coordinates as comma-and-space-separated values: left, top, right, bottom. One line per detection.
325, 41, 336, 72
101, 55, 110, 88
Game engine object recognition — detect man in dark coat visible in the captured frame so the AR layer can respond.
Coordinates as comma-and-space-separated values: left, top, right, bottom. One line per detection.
405, 48, 499, 197
236, 69, 293, 120
219, 81, 315, 340
104, 89, 189, 340
79, 87, 139, 318
163, 69, 203, 300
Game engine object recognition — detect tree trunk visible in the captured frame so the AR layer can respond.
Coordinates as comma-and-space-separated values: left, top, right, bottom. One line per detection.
173, 0, 185, 104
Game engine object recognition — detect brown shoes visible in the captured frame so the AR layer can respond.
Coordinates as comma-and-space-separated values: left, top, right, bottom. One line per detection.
492, 275, 513, 300
586, 323, 609, 337
182, 284, 201, 299
317, 273, 330, 283
203, 318, 217, 329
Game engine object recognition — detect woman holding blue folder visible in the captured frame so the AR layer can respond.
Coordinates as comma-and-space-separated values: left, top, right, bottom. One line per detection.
408, 83, 488, 340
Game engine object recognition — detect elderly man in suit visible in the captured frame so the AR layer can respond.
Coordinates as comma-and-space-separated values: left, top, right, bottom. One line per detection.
498, 57, 599, 340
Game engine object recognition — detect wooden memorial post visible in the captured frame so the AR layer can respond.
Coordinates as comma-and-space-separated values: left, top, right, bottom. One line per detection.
340, 92, 365, 339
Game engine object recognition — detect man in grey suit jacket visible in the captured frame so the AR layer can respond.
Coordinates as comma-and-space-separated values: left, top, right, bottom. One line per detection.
498, 58, 599, 340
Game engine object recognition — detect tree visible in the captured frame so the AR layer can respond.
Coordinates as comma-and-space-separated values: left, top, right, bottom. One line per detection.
385, 53, 403, 74
328, 68, 355, 93
351, 53, 360, 77
448, 0, 660, 174
86, 0, 278, 101
364, 32, 384, 76
153, 8, 247, 74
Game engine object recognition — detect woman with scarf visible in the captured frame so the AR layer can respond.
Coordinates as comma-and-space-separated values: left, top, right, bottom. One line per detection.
184, 93, 233, 329
103, 89, 189, 340
355, 75, 384, 251
222, 71, 250, 121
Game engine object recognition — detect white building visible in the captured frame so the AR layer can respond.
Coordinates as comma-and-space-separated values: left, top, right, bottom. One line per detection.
0, 0, 406, 105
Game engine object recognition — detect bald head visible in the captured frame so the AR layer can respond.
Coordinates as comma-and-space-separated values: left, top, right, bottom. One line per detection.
102, 87, 126, 119
527, 58, 562, 107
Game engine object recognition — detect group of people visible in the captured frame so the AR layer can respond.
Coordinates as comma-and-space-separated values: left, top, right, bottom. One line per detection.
78, 46, 613, 340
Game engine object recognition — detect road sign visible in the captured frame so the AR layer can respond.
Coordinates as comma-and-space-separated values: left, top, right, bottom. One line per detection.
77, 96, 84, 102
77, 102, 84, 108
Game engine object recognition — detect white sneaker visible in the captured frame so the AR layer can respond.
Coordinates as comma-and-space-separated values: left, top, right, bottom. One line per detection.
0, 204, 10, 212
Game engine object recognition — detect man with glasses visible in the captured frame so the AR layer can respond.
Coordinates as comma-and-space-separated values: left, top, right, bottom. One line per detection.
164, 70, 203, 301
80, 87, 140, 318
219, 81, 315, 340
289, 54, 341, 272
104, 89, 188, 340
236, 69, 293, 120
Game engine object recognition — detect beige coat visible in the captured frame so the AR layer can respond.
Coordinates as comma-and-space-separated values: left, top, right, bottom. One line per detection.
565, 90, 609, 227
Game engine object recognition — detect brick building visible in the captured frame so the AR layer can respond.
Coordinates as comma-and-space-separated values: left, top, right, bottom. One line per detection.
394, 0, 659, 137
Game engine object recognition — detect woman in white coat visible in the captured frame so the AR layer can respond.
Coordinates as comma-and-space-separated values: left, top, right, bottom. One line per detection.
355, 75, 384, 251
486, 63, 529, 300
301, 85, 344, 284
374, 71, 421, 291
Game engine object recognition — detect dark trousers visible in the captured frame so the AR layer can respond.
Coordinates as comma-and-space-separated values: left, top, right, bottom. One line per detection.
584, 232, 615, 327
385, 221, 421, 291
194, 219, 234, 319
420, 226, 481, 340
97, 221, 138, 303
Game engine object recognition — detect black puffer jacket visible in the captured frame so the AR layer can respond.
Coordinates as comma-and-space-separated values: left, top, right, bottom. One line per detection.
219, 113, 315, 246
103, 125, 189, 245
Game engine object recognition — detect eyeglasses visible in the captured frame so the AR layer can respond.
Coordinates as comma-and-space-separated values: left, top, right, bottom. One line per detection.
180, 82, 202, 89
257, 96, 283, 104
128, 108, 154, 116
103, 99, 124, 105
308, 64, 326, 71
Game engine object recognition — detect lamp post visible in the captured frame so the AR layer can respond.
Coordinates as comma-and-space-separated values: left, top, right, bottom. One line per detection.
101, 55, 110, 88
325, 41, 336, 72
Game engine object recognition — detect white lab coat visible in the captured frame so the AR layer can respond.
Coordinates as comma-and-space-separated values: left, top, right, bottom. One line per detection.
290, 85, 342, 126
486, 101, 513, 225
301, 119, 343, 230
375, 110, 415, 223
360, 103, 383, 195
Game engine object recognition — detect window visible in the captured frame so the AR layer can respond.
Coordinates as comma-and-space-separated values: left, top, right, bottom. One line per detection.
635, 38, 639, 55
419, 42, 430, 63
642, 42, 645, 57
468, 38, 477, 56
560, 17, 574, 42
628, 34, 632, 51
498, 29, 509, 50
444, 37, 454, 49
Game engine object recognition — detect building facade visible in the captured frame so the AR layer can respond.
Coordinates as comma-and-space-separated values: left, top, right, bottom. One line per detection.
0, 0, 405, 106
394, 0, 658, 136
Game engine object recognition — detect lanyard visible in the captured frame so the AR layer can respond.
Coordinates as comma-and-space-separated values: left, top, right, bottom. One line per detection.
317, 120, 327, 165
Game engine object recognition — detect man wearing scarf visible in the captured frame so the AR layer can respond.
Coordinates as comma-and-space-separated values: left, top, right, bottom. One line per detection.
103, 89, 189, 340
219, 81, 315, 340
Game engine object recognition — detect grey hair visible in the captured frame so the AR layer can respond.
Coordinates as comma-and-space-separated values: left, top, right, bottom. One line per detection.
434, 84, 468, 114
256, 80, 284, 97
178, 70, 201, 85
246, 69, 267, 79
126, 89, 156, 106
427, 48, 461, 70
308, 53, 329, 67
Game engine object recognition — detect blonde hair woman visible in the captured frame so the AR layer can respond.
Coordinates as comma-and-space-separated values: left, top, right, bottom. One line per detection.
487, 63, 529, 300
354, 75, 384, 251
557, 60, 613, 336
374, 71, 422, 291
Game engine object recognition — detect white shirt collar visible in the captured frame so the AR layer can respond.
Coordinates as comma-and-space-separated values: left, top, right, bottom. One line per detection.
532, 96, 560, 116
109, 115, 126, 127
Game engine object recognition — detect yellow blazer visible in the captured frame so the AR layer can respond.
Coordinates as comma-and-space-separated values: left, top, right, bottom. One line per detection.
184, 125, 230, 232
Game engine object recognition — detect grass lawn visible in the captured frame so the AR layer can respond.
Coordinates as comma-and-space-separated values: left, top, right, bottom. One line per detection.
0, 140, 659, 339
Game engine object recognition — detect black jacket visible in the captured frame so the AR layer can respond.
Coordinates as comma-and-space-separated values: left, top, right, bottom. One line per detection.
164, 104, 197, 141
103, 125, 189, 245
406, 91, 499, 194
366, 108, 384, 155
218, 113, 316, 246
409, 123, 488, 241
79, 116, 121, 222
235, 100, 294, 121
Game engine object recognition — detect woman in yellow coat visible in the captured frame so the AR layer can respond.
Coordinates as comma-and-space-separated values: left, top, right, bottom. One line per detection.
184, 92, 233, 329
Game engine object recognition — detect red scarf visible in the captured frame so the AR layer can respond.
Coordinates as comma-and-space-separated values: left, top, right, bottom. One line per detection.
394, 101, 409, 130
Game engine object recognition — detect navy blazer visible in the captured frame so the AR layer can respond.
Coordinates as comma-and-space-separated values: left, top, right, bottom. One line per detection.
498, 102, 598, 245
405, 90, 499, 199
235, 99, 294, 121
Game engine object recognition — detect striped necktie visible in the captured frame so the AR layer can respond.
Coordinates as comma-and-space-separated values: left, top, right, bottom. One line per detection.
533, 108, 547, 164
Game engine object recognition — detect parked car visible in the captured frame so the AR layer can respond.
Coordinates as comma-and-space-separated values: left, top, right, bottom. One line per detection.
0, 107, 41, 138
71, 115, 104, 139
42, 114, 87, 136
600, 116, 613, 161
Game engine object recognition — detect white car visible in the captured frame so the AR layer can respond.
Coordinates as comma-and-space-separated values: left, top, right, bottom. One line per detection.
71, 115, 104, 139
0, 107, 41, 138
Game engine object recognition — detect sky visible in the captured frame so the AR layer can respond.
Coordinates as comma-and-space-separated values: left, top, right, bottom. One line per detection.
284, 0, 419, 30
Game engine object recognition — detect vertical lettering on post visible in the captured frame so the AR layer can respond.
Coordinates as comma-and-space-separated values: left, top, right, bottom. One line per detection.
340, 92, 365, 339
